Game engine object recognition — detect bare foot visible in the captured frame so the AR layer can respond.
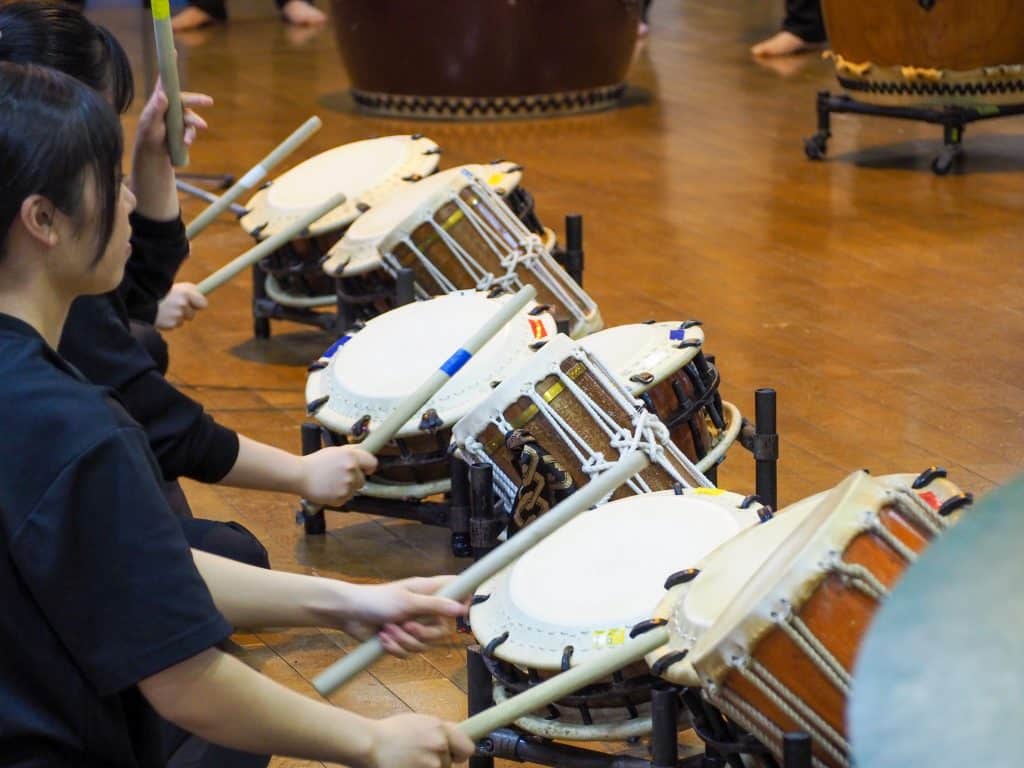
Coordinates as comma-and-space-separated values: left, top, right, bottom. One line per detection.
638, 21, 649, 37
281, 0, 326, 26
751, 30, 824, 58
171, 5, 220, 32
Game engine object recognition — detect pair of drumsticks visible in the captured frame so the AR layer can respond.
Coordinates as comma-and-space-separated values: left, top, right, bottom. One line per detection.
153, 15, 665, 738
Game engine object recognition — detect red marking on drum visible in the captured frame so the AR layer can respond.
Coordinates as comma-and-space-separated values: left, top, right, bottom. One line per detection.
528, 318, 549, 340
917, 490, 941, 510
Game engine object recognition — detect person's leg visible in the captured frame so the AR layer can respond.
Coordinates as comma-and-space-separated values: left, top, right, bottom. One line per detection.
277, 0, 326, 27
751, 0, 826, 57
179, 517, 271, 569
171, 0, 227, 32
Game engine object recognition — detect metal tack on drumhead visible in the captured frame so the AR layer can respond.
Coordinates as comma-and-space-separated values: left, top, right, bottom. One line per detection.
912, 465, 947, 489
664, 568, 700, 590
629, 618, 668, 638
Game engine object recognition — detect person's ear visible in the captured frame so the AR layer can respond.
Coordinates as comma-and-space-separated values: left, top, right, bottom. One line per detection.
20, 195, 61, 248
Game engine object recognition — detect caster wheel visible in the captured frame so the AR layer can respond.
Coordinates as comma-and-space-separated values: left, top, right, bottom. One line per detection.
804, 134, 827, 160
253, 316, 271, 339
931, 152, 955, 175
302, 509, 326, 535
450, 532, 472, 558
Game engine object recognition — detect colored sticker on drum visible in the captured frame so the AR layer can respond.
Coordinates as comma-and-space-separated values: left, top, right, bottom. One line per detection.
668, 329, 688, 341
487, 173, 506, 187
693, 488, 726, 496
591, 628, 627, 649
917, 490, 941, 510
322, 335, 351, 359
528, 318, 549, 341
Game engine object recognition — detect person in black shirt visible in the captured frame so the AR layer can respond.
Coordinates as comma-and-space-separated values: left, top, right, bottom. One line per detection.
0, 62, 475, 768
0, 1, 376, 563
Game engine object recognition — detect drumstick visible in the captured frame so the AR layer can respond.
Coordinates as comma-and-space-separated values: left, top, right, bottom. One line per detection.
459, 624, 670, 740
185, 116, 323, 240
313, 450, 650, 695
358, 285, 537, 455
196, 191, 346, 296
149, 0, 188, 167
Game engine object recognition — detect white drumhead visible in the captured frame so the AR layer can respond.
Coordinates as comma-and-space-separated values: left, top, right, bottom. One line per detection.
469, 488, 762, 671
580, 322, 705, 395
324, 162, 524, 278
241, 135, 440, 239
305, 290, 556, 438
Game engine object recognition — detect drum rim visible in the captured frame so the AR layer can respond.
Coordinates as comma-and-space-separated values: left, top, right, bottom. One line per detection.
323, 162, 524, 278
580, 321, 706, 395
469, 487, 758, 671
305, 290, 556, 438
240, 134, 440, 239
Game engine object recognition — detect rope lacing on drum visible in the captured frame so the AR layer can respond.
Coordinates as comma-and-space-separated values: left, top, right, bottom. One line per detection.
711, 686, 832, 768
731, 656, 851, 767
777, 613, 852, 694
828, 559, 889, 601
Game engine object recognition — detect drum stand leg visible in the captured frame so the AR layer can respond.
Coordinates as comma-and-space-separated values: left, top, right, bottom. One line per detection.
469, 463, 505, 560
782, 733, 812, 768
467, 645, 497, 768
650, 684, 680, 768
558, 213, 585, 287
753, 388, 779, 511
450, 458, 472, 558
252, 263, 272, 339
297, 423, 326, 535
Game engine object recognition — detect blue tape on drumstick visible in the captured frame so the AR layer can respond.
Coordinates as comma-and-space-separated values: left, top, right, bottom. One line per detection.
668, 329, 687, 341
440, 348, 473, 376
322, 335, 351, 359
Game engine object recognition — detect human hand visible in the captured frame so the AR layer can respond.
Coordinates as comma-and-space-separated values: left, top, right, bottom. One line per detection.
299, 445, 378, 506
365, 713, 475, 768
338, 576, 467, 657
155, 283, 208, 329
135, 80, 213, 159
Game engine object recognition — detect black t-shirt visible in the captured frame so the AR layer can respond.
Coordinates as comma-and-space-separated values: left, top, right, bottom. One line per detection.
0, 314, 233, 767
58, 214, 239, 484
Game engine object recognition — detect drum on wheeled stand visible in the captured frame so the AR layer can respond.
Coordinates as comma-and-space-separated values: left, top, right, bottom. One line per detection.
803, 0, 1024, 174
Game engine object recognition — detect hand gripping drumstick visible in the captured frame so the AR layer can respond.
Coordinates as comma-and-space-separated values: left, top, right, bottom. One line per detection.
185, 116, 323, 240
195, 191, 346, 296
313, 449, 650, 695
149, 0, 188, 167
459, 623, 670, 740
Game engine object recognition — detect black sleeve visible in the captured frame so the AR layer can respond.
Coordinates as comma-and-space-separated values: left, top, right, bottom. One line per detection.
120, 213, 190, 325
8, 427, 232, 695
60, 296, 240, 484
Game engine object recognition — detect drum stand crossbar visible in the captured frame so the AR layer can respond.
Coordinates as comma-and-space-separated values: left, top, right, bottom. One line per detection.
803, 90, 1024, 175
296, 388, 779, 558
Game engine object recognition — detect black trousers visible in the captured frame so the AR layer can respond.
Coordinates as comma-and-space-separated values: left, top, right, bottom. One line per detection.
782, 0, 826, 43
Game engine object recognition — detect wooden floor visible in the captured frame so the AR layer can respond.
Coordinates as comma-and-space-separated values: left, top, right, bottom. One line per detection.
88, 0, 1024, 765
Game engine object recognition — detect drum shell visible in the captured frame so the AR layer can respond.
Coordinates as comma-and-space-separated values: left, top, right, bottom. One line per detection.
330, 0, 638, 97
259, 231, 340, 299
475, 356, 694, 500
641, 369, 714, 462
706, 500, 939, 768
388, 186, 576, 331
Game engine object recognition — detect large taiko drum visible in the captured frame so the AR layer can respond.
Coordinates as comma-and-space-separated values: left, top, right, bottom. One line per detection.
329, 0, 641, 118
822, 0, 1024, 106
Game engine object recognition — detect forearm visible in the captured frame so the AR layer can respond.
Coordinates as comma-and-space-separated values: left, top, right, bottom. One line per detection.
218, 434, 304, 495
192, 549, 355, 629
131, 147, 180, 221
142, 648, 376, 766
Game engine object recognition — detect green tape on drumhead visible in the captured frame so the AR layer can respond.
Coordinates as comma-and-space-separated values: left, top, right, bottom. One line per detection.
152, 0, 171, 20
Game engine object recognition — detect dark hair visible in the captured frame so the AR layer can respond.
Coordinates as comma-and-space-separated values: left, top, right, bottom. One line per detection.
0, 62, 124, 264
0, 1, 134, 113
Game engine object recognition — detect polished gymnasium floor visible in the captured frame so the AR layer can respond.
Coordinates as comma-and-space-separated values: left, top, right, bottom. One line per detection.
88, 1, 1024, 765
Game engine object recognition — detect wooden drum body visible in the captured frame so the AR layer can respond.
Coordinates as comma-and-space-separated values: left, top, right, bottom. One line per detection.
822, 0, 1024, 106
329, 0, 641, 118
688, 470, 971, 767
